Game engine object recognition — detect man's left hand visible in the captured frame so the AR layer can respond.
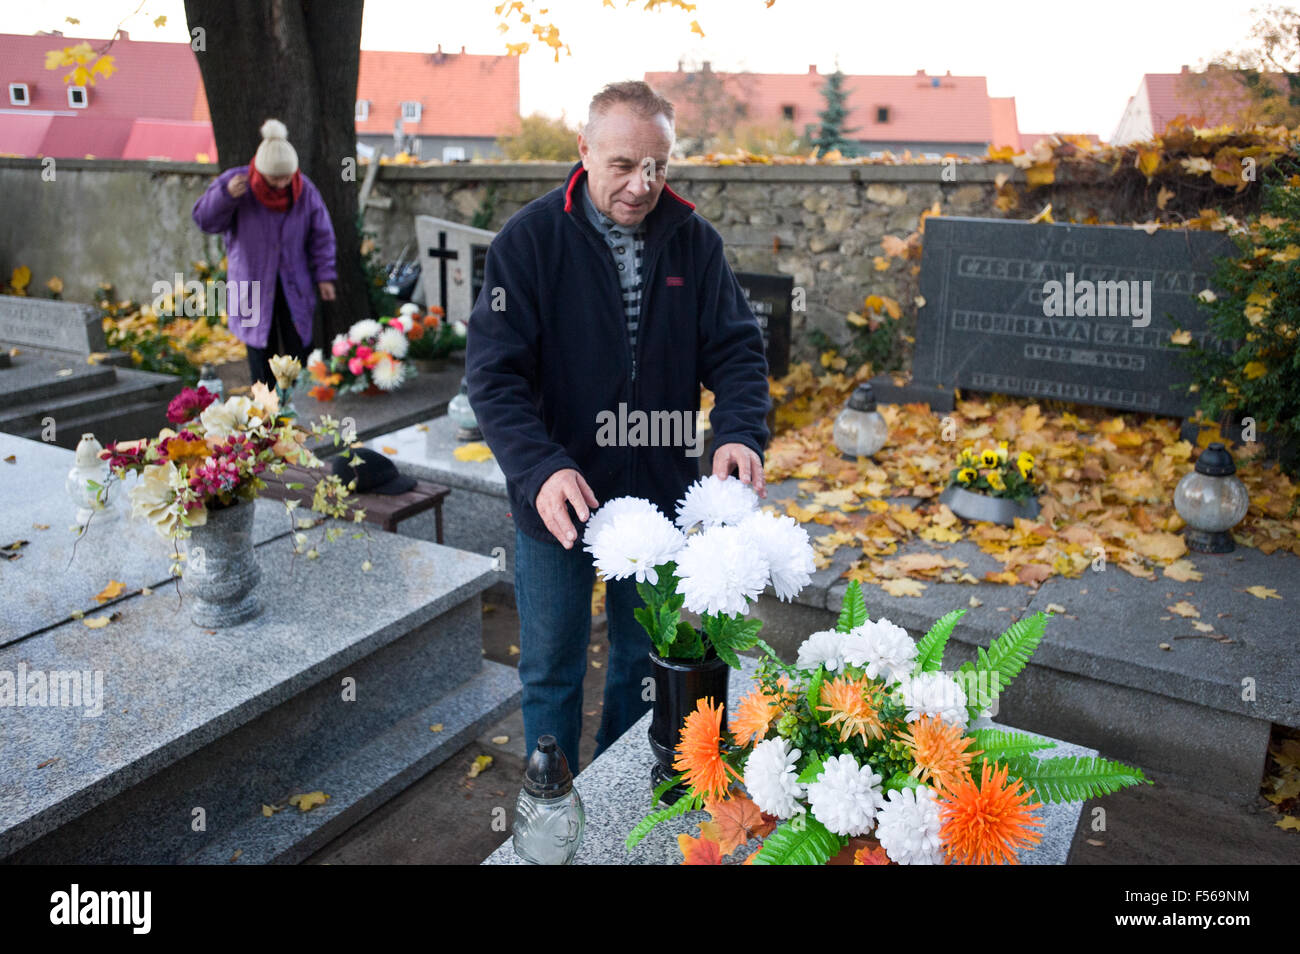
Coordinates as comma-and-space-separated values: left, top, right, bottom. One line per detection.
318, 281, 336, 301
712, 442, 766, 498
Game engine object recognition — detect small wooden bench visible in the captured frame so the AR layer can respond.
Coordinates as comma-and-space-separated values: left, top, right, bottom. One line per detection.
261, 462, 451, 540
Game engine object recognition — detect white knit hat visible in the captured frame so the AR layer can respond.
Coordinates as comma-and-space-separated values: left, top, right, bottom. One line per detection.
253, 119, 298, 177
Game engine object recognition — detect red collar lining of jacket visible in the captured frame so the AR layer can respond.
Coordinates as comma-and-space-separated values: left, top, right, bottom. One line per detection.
563, 165, 696, 213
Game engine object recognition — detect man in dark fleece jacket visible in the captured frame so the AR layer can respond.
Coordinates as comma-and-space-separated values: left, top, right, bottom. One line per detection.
466, 81, 770, 769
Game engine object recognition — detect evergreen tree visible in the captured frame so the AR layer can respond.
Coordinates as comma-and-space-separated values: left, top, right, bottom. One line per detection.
813, 67, 858, 156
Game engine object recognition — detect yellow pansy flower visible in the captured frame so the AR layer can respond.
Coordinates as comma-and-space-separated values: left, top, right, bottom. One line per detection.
979, 448, 1000, 468
1017, 458, 1034, 480
957, 467, 977, 485
987, 471, 1006, 492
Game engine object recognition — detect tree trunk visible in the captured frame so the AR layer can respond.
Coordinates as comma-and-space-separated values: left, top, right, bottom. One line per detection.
183, 0, 369, 345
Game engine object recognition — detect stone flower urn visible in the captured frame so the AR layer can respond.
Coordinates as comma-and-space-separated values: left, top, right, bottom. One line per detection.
181, 498, 262, 627
939, 485, 1040, 527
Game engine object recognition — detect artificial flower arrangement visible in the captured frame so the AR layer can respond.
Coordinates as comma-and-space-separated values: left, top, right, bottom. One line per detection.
93, 367, 367, 571
627, 581, 1149, 864
399, 303, 467, 363
305, 316, 413, 401
947, 441, 1040, 501
582, 475, 816, 665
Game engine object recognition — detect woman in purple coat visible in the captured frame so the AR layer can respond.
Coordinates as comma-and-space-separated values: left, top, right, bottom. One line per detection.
192, 119, 338, 388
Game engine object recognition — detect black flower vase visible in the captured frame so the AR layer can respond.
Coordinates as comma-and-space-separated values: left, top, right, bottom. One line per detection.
647, 648, 729, 805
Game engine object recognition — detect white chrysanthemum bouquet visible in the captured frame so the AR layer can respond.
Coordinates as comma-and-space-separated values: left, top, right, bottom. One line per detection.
582, 475, 816, 665
627, 581, 1150, 865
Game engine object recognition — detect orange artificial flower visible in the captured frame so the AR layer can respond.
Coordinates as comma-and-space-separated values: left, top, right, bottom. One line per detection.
730, 679, 791, 746
309, 359, 330, 383
308, 385, 336, 402
817, 674, 885, 743
678, 832, 723, 864
939, 761, 1044, 865
363, 351, 380, 369
423, 312, 440, 328
897, 716, 981, 792
853, 841, 891, 865
673, 696, 743, 801
163, 433, 209, 466
406, 322, 425, 341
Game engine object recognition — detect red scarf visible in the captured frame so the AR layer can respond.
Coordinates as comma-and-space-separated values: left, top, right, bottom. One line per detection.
248, 162, 303, 212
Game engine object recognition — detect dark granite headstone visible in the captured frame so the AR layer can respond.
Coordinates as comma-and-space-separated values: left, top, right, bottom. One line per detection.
876, 217, 1237, 416
735, 272, 793, 379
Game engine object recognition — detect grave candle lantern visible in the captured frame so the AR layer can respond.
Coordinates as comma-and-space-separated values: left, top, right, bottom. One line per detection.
1174, 442, 1249, 553
447, 376, 482, 441
833, 383, 888, 460
513, 735, 586, 865
66, 432, 113, 526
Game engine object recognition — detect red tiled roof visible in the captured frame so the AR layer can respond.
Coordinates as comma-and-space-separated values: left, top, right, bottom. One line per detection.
0, 32, 206, 120
989, 96, 1020, 150
122, 119, 217, 161
36, 115, 133, 158
0, 113, 53, 155
646, 67, 1000, 144
356, 47, 520, 138
1142, 71, 1281, 134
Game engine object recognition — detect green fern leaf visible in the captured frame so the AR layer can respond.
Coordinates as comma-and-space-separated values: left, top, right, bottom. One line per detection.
960, 611, 1047, 721
625, 793, 702, 850
968, 729, 1056, 762
835, 580, 869, 633
996, 755, 1151, 803
913, 608, 966, 674
750, 814, 845, 865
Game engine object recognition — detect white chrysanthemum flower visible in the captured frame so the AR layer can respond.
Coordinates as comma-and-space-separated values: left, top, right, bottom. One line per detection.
875, 786, 944, 865
376, 327, 409, 358
452, 320, 468, 338
306, 348, 323, 369
371, 354, 404, 391
584, 506, 684, 585
795, 629, 848, 672
674, 524, 769, 616
897, 671, 970, 727
739, 510, 814, 601
199, 395, 260, 440
674, 475, 759, 531
842, 618, 918, 684
582, 497, 656, 548
744, 737, 805, 819
398, 302, 421, 317
806, 754, 885, 837
347, 318, 383, 342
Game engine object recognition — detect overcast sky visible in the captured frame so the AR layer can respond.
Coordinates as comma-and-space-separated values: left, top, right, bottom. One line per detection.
4, 0, 1266, 141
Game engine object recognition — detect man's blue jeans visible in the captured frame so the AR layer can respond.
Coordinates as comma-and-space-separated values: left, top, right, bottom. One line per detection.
514, 526, 652, 771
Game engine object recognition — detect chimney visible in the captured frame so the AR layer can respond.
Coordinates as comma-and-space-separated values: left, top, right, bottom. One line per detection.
701, 60, 711, 72
1180, 64, 1190, 73
808, 64, 817, 74
460, 45, 466, 54
116, 29, 129, 41
678, 57, 684, 71
916, 69, 926, 77
436, 44, 442, 53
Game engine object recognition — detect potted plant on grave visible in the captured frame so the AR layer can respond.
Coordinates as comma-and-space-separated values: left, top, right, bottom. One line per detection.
401, 304, 466, 374
93, 370, 364, 628
626, 581, 1149, 865
939, 441, 1041, 526
304, 316, 413, 400
582, 476, 816, 797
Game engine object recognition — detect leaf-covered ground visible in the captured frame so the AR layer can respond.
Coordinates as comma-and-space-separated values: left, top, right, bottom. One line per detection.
761, 363, 1300, 594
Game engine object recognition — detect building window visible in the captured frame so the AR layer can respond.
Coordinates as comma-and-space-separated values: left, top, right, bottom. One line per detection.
781, 104, 795, 121
68, 86, 88, 108
876, 106, 889, 123
9, 83, 29, 106
442, 145, 466, 162
355, 99, 370, 121
401, 101, 422, 122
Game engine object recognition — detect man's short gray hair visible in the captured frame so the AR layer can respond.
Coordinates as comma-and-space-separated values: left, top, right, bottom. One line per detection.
585, 81, 676, 140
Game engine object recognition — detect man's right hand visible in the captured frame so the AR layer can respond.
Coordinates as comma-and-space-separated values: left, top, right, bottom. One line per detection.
226, 173, 249, 198
536, 468, 599, 549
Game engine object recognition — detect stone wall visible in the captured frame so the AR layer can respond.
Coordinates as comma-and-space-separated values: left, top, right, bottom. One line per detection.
0, 157, 1053, 362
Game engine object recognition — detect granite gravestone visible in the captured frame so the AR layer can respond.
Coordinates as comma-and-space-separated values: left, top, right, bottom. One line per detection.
883, 217, 1237, 416
735, 272, 793, 379
0, 295, 108, 355
414, 216, 497, 321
